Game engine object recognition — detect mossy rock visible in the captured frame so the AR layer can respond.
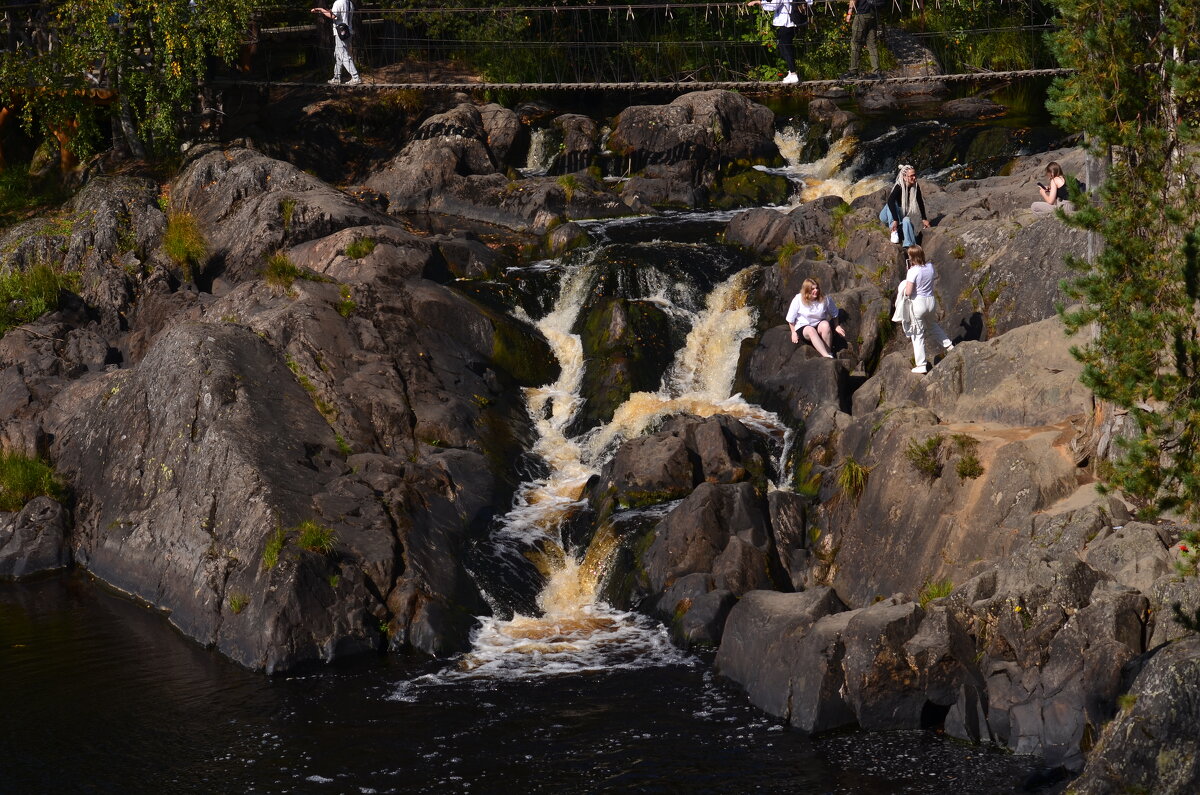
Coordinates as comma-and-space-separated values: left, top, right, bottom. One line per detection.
570, 297, 674, 432
711, 165, 790, 210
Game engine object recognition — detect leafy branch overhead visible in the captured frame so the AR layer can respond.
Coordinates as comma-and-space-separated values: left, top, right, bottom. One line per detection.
0, 0, 255, 159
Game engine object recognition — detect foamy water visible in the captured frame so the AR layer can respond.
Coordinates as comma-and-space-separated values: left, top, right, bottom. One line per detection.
397, 246, 789, 688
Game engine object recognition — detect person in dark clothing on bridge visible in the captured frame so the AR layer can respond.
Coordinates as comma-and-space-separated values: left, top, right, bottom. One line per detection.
844, 0, 882, 77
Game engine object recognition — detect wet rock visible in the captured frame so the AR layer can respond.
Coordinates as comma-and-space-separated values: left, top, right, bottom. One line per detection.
0, 497, 71, 579
571, 297, 674, 433
548, 114, 600, 175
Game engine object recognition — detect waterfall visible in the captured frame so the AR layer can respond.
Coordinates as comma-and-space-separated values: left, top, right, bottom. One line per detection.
522, 127, 558, 176
437, 245, 789, 681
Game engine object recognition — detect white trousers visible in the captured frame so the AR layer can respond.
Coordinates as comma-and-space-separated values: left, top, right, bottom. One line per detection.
333, 36, 359, 80
910, 295, 951, 367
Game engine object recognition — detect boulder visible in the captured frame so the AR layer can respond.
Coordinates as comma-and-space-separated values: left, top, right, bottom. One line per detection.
1069, 636, 1200, 794
608, 90, 785, 209
715, 587, 849, 725
0, 497, 71, 579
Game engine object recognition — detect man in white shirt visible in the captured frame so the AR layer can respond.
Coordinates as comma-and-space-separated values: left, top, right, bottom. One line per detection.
311, 0, 361, 85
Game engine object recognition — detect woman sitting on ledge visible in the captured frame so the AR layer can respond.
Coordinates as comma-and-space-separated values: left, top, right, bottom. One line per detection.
1031, 161, 1076, 215
786, 278, 846, 359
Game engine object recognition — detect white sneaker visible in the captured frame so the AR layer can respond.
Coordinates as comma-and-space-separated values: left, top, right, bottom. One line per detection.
346, 76, 361, 85
911, 365, 928, 374
944, 342, 955, 351
781, 72, 799, 84
327, 77, 341, 85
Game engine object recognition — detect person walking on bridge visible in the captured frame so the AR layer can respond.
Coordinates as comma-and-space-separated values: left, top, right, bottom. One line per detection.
311, 0, 361, 85
844, 0, 882, 78
746, 0, 813, 84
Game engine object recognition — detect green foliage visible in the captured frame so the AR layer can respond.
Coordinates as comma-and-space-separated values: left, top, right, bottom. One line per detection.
279, 198, 296, 231
0, 0, 257, 160
0, 451, 65, 512
344, 238, 376, 259
262, 526, 287, 569
1174, 530, 1199, 577
296, 519, 337, 554
918, 578, 953, 608
836, 457, 871, 503
956, 454, 985, 480
227, 592, 249, 614
1050, 0, 1200, 517
334, 433, 353, 457
0, 166, 70, 231
0, 263, 79, 335
263, 252, 304, 290
776, 241, 801, 267
162, 212, 208, 282
335, 286, 357, 318
906, 434, 945, 479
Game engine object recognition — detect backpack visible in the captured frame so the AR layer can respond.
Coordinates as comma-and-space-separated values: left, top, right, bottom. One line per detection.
336, 22, 351, 40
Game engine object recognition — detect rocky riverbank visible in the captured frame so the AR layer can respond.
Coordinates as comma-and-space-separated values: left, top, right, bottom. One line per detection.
1, 88, 1196, 789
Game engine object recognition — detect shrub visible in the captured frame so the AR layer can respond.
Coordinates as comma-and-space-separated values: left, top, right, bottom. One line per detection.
918, 578, 953, 607
956, 454, 985, 479
344, 237, 376, 259
836, 457, 871, 502
0, 263, 78, 335
162, 212, 208, 281
905, 435, 944, 479
0, 451, 65, 511
296, 519, 337, 554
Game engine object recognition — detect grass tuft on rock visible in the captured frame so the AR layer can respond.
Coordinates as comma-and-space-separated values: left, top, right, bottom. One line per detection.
296, 519, 337, 554
0, 451, 65, 512
0, 264, 79, 335
162, 212, 208, 282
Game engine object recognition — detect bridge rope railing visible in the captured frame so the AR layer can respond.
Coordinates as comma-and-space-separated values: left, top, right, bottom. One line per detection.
240, 1, 1059, 86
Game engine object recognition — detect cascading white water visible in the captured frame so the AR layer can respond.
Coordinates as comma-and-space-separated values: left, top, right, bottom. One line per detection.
774, 125, 889, 205
434, 251, 790, 681
521, 128, 559, 176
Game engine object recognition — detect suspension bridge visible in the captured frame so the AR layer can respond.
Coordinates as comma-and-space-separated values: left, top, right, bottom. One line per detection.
232, 0, 1065, 92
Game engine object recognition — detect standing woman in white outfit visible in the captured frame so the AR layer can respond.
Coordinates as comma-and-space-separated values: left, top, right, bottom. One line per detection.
903, 245, 953, 373
786, 278, 846, 358
312, 0, 361, 85
746, 0, 813, 84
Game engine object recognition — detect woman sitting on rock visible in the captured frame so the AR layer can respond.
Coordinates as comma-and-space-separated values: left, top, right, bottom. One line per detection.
786, 278, 846, 359
879, 164, 931, 247
895, 245, 953, 374
1031, 161, 1075, 215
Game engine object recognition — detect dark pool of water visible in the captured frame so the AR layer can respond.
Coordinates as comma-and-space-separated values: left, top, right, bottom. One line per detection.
1, 574, 1061, 794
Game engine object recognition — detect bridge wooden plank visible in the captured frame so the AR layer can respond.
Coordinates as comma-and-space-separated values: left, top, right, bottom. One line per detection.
213, 69, 1070, 92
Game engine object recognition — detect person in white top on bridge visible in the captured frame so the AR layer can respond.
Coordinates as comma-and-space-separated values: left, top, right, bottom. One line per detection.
311, 0, 361, 85
746, 0, 813, 84
786, 278, 846, 358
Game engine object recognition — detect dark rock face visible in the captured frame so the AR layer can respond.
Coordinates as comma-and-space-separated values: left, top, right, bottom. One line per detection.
0, 497, 71, 579
1069, 636, 1200, 794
